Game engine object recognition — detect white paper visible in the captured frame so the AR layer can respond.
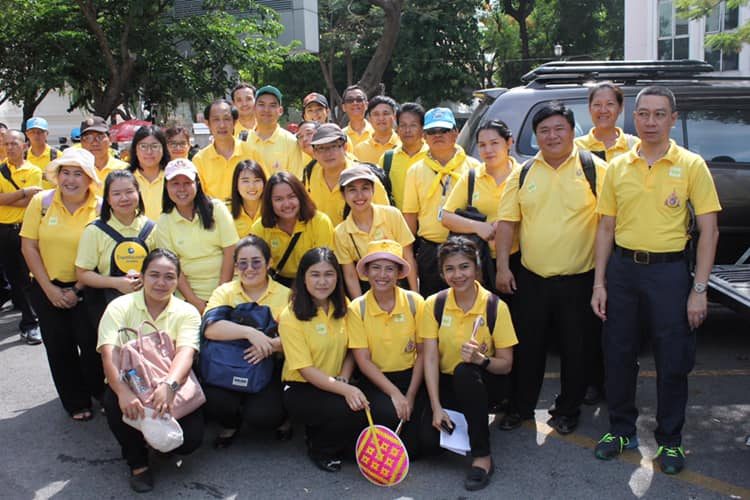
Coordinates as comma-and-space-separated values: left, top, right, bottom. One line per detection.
439, 409, 470, 456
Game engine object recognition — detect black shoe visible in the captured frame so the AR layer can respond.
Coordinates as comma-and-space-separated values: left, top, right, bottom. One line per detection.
583, 385, 604, 405
497, 412, 525, 431
213, 429, 238, 449
464, 458, 494, 491
308, 449, 341, 472
129, 468, 154, 493
548, 414, 578, 435
275, 426, 294, 441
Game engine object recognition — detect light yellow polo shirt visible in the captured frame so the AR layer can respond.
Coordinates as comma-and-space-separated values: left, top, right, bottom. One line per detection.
378, 142, 428, 210
155, 198, 239, 300
20, 189, 100, 282
353, 131, 401, 164
419, 283, 517, 375
498, 146, 608, 277
343, 121, 374, 148
91, 157, 129, 195
75, 214, 157, 276
26, 145, 57, 189
247, 126, 299, 178
205, 278, 290, 321
250, 211, 334, 279
348, 288, 424, 372
133, 169, 165, 221
333, 204, 414, 265
233, 205, 261, 238
575, 127, 638, 162
402, 147, 480, 243
0, 160, 43, 224
597, 140, 721, 253
193, 140, 256, 204
279, 304, 349, 383
97, 290, 200, 352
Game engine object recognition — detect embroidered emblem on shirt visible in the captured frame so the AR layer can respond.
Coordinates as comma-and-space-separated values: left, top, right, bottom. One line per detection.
665, 189, 680, 208
404, 339, 416, 353
48, 216, 58, 226
271, 238, 280, 249
669, 166, 682, 178
527, 182, 537, 192
576, 168, 583, 176
393, 313, 405, 323
441, 315, 452, 327
373, 228, 384, 239
314, 323, 327, 335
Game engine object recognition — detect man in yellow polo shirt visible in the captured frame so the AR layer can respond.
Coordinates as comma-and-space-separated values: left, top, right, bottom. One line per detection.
193, 99, 255, 205
245, 85, 298, 177
24, 117, 60, 189
353, 95, 401, 163
231, 83, 256, 138
495, 102, 608, 435
0, 130, 43, 344
591, 86, 721, 474
341, 85, 373, 147
79, 116, 128, 193
0, 122, 8, 163
403, 107, 480, 296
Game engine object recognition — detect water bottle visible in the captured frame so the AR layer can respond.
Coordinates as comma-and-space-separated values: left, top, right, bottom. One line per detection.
125, 369, 149, 395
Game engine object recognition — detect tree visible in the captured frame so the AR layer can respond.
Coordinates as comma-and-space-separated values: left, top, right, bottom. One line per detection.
502, 0, 536, 73
677, 0, 750, 51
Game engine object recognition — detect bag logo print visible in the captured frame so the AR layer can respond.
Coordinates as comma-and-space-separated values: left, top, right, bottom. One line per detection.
232, 376, 249, 387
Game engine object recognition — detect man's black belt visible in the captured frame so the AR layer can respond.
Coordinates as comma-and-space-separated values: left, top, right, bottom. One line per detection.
614, 245, 685, 265
0, 222, 21, 230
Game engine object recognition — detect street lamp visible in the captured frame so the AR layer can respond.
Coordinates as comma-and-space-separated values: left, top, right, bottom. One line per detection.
554, 43, 563, 58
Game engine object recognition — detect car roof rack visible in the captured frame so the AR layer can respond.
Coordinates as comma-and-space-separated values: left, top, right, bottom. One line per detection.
522, 60, 716, 86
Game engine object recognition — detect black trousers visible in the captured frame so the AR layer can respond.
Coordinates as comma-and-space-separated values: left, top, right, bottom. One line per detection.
511, 266, 594, 419
416, 237, 447, 297
102, 387, 204, 470
283, 382, 367, 458
29, 279, 105, 414
603, 252, 694, 447
0, 224, 37, 331
359, 368, 429, 458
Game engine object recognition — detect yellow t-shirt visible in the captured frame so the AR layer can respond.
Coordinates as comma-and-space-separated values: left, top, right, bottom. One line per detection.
597, 140, 722, 253
91, 157, 129, 195
419, 283, 517, 375
348, 288, 424, 373
133, 169, 165, 221
343, 121, 374, 148
26, 144, 58, 189
497, 147, 608, 277
247, 126, 299, 178
205, 278, 290, 321
0, 160, 43, 224
20, 189, 101, 282
333, 204, 414, 265
75, 214, 157, 276
353, 131, 401, 164
97, 290, 200, 352
250, 211, 334, 279
193, 140, 256, 205
155, 198, 239, 300
575, 127, 638, 162
402, 147, 480, 243
378, 142, 428, 210
279, 304, 348, 383
233, 205, 261, 238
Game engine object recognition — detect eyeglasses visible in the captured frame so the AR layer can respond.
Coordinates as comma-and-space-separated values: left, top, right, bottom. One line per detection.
424, 128, 451, 136
81, 133, 107, 144
344, 96, 366, 104
137, 143, 163, 152
167, 141, 189, 148
313, 142, 344, 153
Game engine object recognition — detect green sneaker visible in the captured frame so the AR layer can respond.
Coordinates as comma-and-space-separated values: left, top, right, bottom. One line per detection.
656, 445, 685, 474
594, 432, 639, 460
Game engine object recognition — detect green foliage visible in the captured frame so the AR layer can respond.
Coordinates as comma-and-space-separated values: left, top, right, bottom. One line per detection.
677, 0, 750, 51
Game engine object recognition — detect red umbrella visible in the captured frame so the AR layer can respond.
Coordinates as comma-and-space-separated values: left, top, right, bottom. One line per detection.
109, 120, 151, 143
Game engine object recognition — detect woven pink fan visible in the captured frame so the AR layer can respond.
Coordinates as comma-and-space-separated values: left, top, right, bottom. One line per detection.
355, 408, 409, 486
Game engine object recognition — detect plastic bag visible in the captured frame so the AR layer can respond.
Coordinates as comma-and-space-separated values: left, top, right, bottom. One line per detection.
122, 408, 184, 452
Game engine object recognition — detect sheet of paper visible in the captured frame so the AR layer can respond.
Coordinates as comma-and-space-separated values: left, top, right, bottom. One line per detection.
439, 409, 470, 456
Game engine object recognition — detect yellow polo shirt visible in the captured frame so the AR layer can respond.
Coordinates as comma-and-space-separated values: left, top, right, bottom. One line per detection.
205, 278, 290, 321
419, 283, 517, 375
353, 131, 401, 164
133, 169, 165, 221
27, 145, 58, 189
343, 121, 374, 147
348, 288, 424, 372
333, 204, 414, 265
402, 147, 480, 243
597, 140, 721, 253
0, 160, 43, 224
233, 206, 261, 238
378, 142, 428, 210
443, 161, 521, 257
91, 157, 129, 195
250, 211, 334, 279
498, 147, 608, 277
234, 121, 255, 139
97, 290, 200, 352
193, 140, 256, 204
75, 214, 157, 276
305, 159, 389, 226
279, 304, 348, 383
20, 189, 100, 282
247, 126, 299, 178
155, 198, 239, 300
575, 128, 638, 162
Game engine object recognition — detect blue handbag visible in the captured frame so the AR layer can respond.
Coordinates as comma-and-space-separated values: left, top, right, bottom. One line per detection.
199, 302, 278, 394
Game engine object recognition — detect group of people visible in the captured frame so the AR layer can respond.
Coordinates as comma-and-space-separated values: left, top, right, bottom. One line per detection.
0, 80, 720, 493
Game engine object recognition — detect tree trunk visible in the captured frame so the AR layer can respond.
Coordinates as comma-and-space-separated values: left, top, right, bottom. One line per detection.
21, 88, 51, 130
358, 0, 404, 97
503, 0, 535, 73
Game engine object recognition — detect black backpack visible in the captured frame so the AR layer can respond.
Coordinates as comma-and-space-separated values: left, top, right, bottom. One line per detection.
433, 289, 499, 333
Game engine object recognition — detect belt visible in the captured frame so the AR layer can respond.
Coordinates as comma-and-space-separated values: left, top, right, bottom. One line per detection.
615, 245, 685, 265
0, 223, 21, 230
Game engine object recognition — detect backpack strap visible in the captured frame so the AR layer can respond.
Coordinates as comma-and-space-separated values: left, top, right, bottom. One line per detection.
271, 232, 302, 278
578, 149, 597, 197
239, 130, 249, 142
485, 293, 498, 333
40, 189, 56, 217
466, 167, 476, 208
518, 158, 534, 190
0, 163, 20, 190
349, 233, 362, 261
432, 289, 449, 327
383, 150, 395, 180
302, 159, 317, 192
49, 148, 59, 161
358, 296, 366, 319
405, 290, 417, 317
92, 219, 126, 243
137, 219, 156, 241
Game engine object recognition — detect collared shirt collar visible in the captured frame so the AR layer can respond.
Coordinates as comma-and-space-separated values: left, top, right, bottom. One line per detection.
342, 204, 386, 235
444, 282, 489, 316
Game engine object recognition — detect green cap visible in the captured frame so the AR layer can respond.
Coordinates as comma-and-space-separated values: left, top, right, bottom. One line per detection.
255, 85, 282, 105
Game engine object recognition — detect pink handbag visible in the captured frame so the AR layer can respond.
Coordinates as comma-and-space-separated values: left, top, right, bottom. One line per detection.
116, 321, 205, 419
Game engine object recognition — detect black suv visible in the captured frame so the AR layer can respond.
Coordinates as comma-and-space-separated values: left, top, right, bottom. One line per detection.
457, 60, 750, 265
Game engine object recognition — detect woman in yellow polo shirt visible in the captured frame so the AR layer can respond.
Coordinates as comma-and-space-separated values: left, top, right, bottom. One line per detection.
575, 81, 637, 161
348, 240, 428, 457
230, 160, 266, 237
421, 236, 517, 492
156, 159, 238, 314
202, 235, 290, 448
97, 249, 204, 493
250, 172, 334, 288
20, 148, 105, 422
334, 164, 417, 298
128, 126, 170, 221
279, 247, 367, 472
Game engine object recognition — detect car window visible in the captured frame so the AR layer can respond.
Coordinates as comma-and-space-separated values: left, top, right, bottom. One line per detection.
682, 108, 750, 163
457, 98, 491, 153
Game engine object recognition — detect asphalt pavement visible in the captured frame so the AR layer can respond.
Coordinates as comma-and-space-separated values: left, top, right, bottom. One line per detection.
1, 301, 749, 500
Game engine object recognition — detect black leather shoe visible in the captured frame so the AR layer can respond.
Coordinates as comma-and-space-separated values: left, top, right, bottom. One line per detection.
497, 412, 524, 431
583, 385, 605, 405
129, 468, 154, 493
308, 450, 342, 472
275, 426, 294, 441
548, 414, 578, 435
464, 459, 494, 491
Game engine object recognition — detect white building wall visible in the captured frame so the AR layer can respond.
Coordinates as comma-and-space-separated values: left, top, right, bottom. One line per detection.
0, 92, 87, 144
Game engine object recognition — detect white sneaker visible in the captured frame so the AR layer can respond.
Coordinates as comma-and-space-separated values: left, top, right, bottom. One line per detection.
24, 326, 42, 345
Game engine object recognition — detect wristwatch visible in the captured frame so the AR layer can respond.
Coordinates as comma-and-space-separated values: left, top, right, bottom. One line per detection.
163, 380, 179, 393
480, 355, 491, 371
693, 282, 707, 294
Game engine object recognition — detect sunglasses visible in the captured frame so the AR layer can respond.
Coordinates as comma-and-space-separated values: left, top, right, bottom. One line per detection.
424, 128, 452, 136
344, 97, 366, 104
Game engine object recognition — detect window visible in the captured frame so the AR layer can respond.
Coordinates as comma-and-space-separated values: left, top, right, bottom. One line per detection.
704, 1, 739, 71
658, 0, 690, 60
683, 108, 750, 163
